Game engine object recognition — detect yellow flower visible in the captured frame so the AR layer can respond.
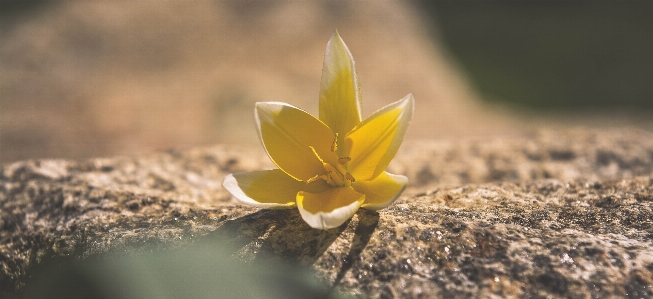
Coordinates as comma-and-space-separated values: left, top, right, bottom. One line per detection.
222, 31, 414, 230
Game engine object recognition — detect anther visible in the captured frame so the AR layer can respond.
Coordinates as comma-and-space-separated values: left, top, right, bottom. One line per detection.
345, 173, 356, 183
338, 157, 351, 165
330, 133, 338, 152
306, 175, 321, 184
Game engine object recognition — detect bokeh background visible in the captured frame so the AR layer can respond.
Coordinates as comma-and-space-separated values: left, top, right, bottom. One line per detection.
2, 1, 652, 164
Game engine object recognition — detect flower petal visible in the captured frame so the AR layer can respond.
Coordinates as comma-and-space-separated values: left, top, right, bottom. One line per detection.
255, 102, 338, 181
296, 187, 365, 230
344, 94, 414, 181
319, 30, 362, 155
354, 172, 408, 210
222, 170, 303, 209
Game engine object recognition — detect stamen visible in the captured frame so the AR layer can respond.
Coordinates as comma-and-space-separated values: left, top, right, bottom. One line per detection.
306, 175, 321, 184
309, 146, 326, 163
327, 169, 344, 185
330, 133, 339, 152
309, 145, 344, 186
345, 172, 356, 183
322, 174, 336, 186
308, 143, 355, 187
334, 162, 348, 178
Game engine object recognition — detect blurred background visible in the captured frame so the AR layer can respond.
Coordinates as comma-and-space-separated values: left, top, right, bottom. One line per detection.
1, 1, 652, 163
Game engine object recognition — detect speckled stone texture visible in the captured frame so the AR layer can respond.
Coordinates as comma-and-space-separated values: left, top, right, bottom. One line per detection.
2, 129, 653, 298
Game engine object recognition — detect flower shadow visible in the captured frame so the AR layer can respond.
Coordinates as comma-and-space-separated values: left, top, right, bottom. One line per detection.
209, 209, 348, 265
204, 209, 381, 299
209, 208, 379, 269
330, 209, 379, 291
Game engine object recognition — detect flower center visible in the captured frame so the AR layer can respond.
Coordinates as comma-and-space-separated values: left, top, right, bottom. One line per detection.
306, 134, 356, 187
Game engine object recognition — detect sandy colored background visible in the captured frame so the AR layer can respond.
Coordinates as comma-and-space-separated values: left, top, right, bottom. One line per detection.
1, 1, 651, 163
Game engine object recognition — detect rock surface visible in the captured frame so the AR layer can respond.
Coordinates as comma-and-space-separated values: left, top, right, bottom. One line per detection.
2, 128, 653, 298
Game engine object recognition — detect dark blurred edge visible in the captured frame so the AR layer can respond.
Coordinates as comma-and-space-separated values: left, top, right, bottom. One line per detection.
8, 238, 353, 299
0, 0, 50, 26
412, 0, 653, 111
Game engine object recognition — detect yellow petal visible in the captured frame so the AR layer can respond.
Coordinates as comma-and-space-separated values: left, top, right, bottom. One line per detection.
255, 102, 338, 181
344, 94, 414, 181
354, 172, 408, 210
296, 187, 365, 230
319, 30, 362, 156
222, 170, 303, 209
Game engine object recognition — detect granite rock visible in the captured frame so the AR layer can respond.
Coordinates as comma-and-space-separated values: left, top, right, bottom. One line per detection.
2, 129, 653, 298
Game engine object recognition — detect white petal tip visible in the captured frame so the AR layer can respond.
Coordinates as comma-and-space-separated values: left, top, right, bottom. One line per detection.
222, 173, 295, 209
360, 174, 408, 211
298, 199, 362, 230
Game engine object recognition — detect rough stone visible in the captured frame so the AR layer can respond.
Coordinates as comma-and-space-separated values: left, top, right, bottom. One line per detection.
2, 128, 653, 298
